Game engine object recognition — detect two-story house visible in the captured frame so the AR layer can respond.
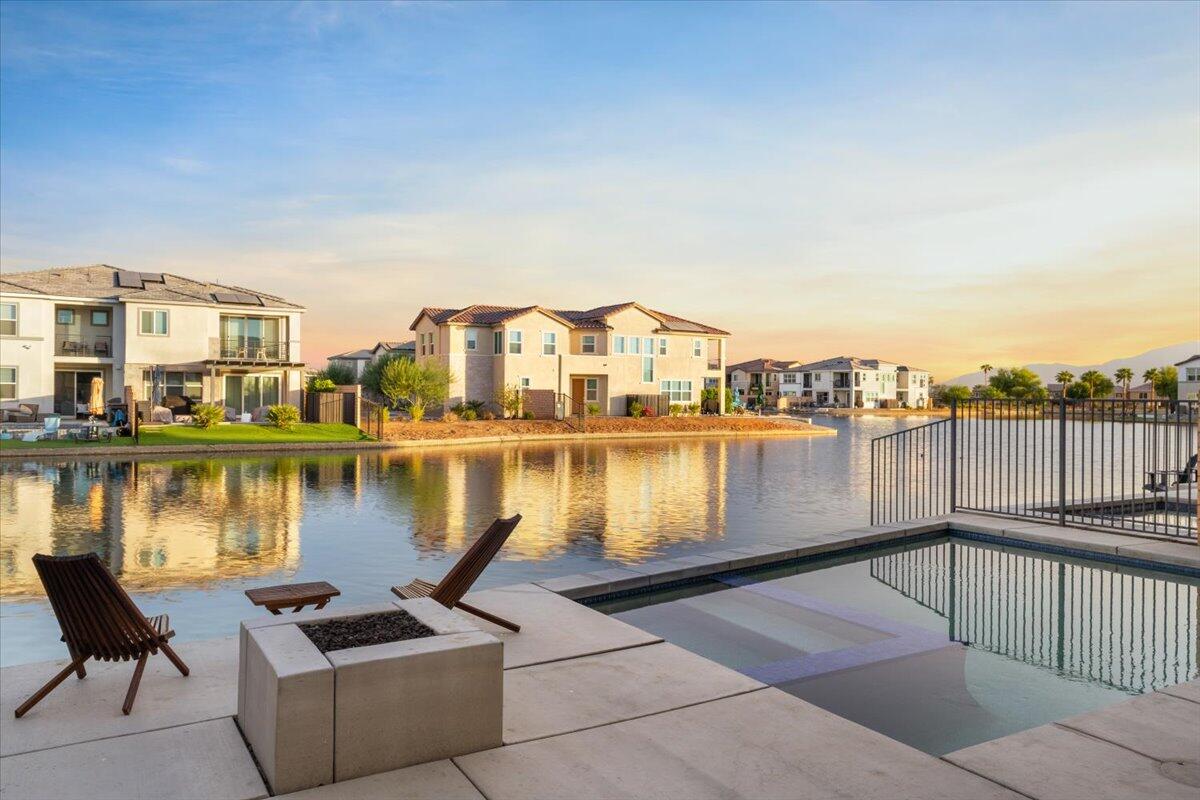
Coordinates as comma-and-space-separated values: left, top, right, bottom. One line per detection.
779, 356, 928, 408
0, 265, 305, 417
327, 340, 416, 381
727, 358, 794, 407
409, 301, 728, 415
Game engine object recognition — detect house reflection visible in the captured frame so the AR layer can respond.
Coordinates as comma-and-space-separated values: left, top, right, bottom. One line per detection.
1, 458, 301, 598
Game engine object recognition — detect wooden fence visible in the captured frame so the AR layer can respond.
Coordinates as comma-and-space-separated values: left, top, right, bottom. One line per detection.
626, 393, 670, 417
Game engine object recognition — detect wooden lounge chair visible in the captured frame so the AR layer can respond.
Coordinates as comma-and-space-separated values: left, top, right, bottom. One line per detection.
392, 514, 522, 632
14, 553, 189, 718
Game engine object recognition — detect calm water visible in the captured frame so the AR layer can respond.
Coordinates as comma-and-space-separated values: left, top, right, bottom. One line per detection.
599, 537, 1199, 755
0, 416, 937, 665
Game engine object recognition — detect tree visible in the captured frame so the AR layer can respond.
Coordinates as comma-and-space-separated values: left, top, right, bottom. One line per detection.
1055, 370, 1074, 391
936, 384, 971, 405
321, 362, 357, 387
376, 358, 455, 421
975, 384, 1004, 400
1078, 370, 1114, 398
1064, 381, 1093, 400
361, 352, 411, 396
980, 364, 993, 381
988, 367, 1043, 399
1142, 367, 1159, 385
1114, 367, 1133, 398
494, 383, 523, 419
1152, 366, 1178, 400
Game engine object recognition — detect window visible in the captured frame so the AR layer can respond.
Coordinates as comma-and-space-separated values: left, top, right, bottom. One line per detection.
660, 380, 692, 403
139, 309, 168, 335
630, 337, 641, 355
782, 373, 796, 383
224, 374, 280, 414
508, 330, 523, 354
642, 356, 654, 383
1188, 368, 1200, 382
585, 377, 599, 402
90, 310, 110, 326
582, 334, 596, 354
56, 309, 76, 325
0, 366, 15, 399
613, 335, 626, 354
466, 330, 477, 351
0, 303, 17, 336
692, 339, 702, 358
642, 337, 654, 355
519, 377, 531, 389
658, 338, 667, 356
145, 370, 203, 400
542, 331, 557, 355
493, 331, 503, 354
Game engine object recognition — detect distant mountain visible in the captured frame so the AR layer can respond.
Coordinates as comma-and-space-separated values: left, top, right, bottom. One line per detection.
946, 342, 1200, 387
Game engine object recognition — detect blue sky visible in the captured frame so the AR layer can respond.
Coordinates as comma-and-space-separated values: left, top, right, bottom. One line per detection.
2, 1, 1197, 376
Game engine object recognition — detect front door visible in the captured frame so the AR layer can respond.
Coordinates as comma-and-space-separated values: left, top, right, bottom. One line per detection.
571, 377, 585, 405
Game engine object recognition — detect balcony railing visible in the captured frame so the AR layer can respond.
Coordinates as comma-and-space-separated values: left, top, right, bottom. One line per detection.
210, 337, 294, 362
56, 335, 113, 357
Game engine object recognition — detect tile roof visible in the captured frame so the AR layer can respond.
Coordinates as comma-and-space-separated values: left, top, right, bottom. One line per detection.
329, 348, 374, 360
411, 301, 728, 335
0, 264, 304, 310
793, 356, 900, 372
727, 358, 796, 374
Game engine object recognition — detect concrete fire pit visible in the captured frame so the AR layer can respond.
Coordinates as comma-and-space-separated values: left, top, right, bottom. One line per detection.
237, 598, 503, 795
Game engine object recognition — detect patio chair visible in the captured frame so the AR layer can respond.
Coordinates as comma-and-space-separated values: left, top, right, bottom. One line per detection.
14, 553, 189, 718
20, 415, 60, 442
391, 514, 523, 632
6, 403, 39, 423
1144, 453, 1199, 492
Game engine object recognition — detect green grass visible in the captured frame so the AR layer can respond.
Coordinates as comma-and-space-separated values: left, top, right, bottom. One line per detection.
1, 422, 371, 449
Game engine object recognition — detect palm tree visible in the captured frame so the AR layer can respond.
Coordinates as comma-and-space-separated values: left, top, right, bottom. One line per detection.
1143, 368, 1159, 400
980, 364, 993, 383
1114, 367, 1133, 399
1055, 370, 1074, 398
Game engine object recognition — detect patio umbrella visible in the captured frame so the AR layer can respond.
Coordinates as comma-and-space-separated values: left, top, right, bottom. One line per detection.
88, 376, 105, 417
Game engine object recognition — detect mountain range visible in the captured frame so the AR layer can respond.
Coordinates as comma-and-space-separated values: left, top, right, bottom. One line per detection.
946, 342, 1199, 387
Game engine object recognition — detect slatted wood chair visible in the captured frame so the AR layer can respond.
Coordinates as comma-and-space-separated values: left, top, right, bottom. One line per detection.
14, 553, 190, 718
392, 514, 522, 632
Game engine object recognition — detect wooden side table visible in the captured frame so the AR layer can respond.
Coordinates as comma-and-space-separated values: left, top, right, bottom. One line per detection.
245, 581, 341, 615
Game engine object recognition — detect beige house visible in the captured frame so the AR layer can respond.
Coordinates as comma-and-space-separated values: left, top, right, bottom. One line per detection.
409, 302, 729, 415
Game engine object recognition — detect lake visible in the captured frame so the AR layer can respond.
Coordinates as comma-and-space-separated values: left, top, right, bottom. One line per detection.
0, 416, 937, 665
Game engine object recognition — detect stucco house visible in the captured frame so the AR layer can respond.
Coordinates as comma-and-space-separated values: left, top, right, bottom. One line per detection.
0, 265, 305, 417
1176, 355, 1200, 401
778, 356, 930, 409
727, 358, 793, 407
327, 340, 415, 381
409, 301, 729, 415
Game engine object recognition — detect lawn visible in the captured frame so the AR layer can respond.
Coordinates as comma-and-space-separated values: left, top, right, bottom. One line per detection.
0, 423, 370, 450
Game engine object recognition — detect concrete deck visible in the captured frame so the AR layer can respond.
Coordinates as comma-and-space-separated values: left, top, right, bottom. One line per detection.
1, 513, 1196, 799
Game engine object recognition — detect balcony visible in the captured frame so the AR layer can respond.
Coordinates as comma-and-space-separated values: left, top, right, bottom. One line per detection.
56, 335, 113, 358
209, 337, 296, 364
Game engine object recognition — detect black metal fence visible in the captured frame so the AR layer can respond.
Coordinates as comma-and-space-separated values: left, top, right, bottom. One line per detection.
870, 399, 1198, 539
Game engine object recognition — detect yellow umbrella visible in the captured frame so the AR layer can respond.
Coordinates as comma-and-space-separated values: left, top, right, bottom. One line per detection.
88, 376, 105, 416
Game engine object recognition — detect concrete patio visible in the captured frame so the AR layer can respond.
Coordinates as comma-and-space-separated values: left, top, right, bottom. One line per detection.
1, 514, 1196, 799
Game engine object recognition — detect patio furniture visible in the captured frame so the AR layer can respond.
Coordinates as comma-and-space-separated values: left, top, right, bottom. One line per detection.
14, 553, 190, 718
244, 580, 341, 615
21, 415, 61, 442
4, 403, 39, 423
1144, 453, 1199, 492
71, 421, 114, 442
391, 514, 523, 632
162, 394, 193, 418
93, 340, 110, 357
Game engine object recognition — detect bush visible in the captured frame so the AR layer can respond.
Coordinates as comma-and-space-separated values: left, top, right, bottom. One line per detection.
669, 403, 683, 416
307, 377, 337, 393
373, 358, 455, 421
191, 403, 224, 429
585, 402, 600, 416
686, 402, 700, 415
642, 405, 656, 417
481, 410, 496, 421
495, 384, 523, 419
266, 404, 301, 430
522, 410, 535, 420
442, 410, 460, 423
461, 408, 478, 421
629, 401, 644, 419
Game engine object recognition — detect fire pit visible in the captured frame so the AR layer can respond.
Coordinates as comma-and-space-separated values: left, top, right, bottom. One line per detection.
237, 599, 502, 795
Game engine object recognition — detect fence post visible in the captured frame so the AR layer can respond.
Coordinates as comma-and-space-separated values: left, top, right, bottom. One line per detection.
1058, 396, 1067, 527
949, 399, 958, 513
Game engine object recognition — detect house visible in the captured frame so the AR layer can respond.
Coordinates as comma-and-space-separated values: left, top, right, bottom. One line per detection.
778, 356, 930, 409
1176, 355, 1200, 401
1123, 382, 1158, 401
327, 340, 415, 381
409, 301, 728, 415
0, 265, 305, 417
727, 358, 794, 407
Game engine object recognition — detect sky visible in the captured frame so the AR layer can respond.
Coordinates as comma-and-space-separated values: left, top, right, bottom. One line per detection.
1, 1, 1197, 380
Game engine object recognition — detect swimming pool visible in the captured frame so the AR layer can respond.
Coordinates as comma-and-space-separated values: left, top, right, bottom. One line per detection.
592, 535, 1199, 755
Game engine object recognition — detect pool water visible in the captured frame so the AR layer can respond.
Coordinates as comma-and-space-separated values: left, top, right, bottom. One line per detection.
595, 536, 1199, 755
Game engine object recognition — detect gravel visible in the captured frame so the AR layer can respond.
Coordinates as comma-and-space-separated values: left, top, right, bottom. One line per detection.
300, 610, 436, 653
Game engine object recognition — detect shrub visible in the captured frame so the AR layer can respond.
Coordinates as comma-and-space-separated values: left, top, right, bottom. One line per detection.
374, 358, 455, 422
629, 401, 644, 419
686, 402, 700, 415
308, 377, 337, 393
522, 410, 535, 420
669, 403, 683, 416
461, 408, 478, 421
267, 404, 301, 430
481, 410, 496, 421
191, 403, 224, 429
642, 405, 656, 417
495, 384, 523, 419
585, 402, 600, 416
442, 410, 460, 423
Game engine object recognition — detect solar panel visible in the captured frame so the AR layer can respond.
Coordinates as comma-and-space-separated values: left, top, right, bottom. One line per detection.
115, 270, 144, 288
212, 291, 264, 306
139, 272, 165, 283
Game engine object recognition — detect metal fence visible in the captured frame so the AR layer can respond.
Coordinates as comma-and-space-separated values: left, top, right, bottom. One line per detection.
870, 399, 1198, 539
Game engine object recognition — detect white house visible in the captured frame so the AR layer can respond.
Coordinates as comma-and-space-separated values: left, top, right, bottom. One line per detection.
778, 356, 930, 408
1176, 355, 1200, 401
0, 265, 306, 417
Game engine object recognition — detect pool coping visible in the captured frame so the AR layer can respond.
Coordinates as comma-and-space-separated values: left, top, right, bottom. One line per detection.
534, 513, 1200, 604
